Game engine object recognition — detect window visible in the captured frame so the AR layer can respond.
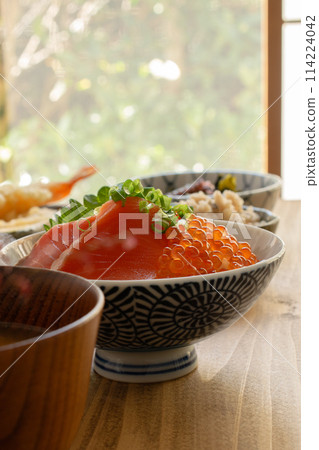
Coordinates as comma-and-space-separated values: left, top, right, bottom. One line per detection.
0, 0, 264, 197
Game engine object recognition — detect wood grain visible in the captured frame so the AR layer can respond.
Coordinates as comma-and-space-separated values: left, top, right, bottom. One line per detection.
71, 199, 300, 450
0, 267, 103, 450
264, 0, 282, 176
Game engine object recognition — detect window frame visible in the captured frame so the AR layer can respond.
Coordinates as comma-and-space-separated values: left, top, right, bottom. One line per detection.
264, 0, 282, 176
265, 0, 301, 176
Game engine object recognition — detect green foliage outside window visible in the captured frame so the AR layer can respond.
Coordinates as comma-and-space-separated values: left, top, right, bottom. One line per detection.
1, 0, 263, 197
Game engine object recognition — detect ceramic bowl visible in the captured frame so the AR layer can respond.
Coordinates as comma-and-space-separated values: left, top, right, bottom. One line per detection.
249, 206, 280, 233
139, 170, 282, 210
0, 221, 285, 383
198, 206, 280, 233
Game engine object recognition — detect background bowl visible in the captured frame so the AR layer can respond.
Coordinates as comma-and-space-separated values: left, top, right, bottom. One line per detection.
249, 206, 279, 232
0, 222, 285, 383
139, 170, 282, 210
0, 266, 104, 449
198, 206, 280, 233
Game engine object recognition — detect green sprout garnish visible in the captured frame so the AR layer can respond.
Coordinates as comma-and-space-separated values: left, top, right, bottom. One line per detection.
44, 178, 193, 233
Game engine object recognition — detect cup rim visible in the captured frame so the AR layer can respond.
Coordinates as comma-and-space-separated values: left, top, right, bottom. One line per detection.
0, 266, 104, 352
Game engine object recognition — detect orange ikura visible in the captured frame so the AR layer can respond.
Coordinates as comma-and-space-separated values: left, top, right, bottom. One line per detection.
156, 214, 258, 278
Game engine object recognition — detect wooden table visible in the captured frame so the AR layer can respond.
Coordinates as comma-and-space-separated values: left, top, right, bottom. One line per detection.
71, 199, 300, 450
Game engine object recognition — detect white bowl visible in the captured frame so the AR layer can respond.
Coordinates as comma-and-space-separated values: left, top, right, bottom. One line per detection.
0, 222, 285, 383
139, 170, 282, 210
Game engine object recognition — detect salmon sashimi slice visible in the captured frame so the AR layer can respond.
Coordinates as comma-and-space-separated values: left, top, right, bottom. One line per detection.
18, 216, 96, 269
20, 197, 168, 279
52, 197, 167, 279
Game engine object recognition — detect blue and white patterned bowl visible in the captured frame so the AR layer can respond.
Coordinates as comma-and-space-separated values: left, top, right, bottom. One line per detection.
0, 222, 284, 383
139, 170, 282, 211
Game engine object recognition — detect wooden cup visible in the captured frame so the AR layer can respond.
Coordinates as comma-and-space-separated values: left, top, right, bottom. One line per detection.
0, 266, 104, 450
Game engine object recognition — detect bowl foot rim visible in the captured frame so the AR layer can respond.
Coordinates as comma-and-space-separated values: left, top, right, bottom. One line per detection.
93, 345, 198, 383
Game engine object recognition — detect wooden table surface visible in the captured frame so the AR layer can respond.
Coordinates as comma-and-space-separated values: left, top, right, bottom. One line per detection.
71, 199, 300, 450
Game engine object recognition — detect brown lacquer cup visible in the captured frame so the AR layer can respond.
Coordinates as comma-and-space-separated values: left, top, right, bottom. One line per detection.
0, 266, 104, 450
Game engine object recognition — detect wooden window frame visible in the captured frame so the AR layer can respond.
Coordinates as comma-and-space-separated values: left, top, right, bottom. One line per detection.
265, 0, 301, 176
264, 0, 282, 176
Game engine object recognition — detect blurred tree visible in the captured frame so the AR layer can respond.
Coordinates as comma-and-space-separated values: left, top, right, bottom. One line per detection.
0, 0, 263, 196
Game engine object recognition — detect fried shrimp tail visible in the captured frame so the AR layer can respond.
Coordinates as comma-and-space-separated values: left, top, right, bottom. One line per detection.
45, 165, 97, 203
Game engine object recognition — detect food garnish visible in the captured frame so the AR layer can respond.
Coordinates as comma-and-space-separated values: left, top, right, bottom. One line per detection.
45, 178, 192, 233
216, 174, 237, 192
20, 178, 258, 280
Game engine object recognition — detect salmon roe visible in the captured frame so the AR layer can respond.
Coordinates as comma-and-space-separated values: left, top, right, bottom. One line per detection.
156, 215, 259, 278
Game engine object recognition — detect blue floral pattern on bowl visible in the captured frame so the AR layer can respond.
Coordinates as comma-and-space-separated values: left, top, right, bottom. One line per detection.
96, 259, 282, 350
